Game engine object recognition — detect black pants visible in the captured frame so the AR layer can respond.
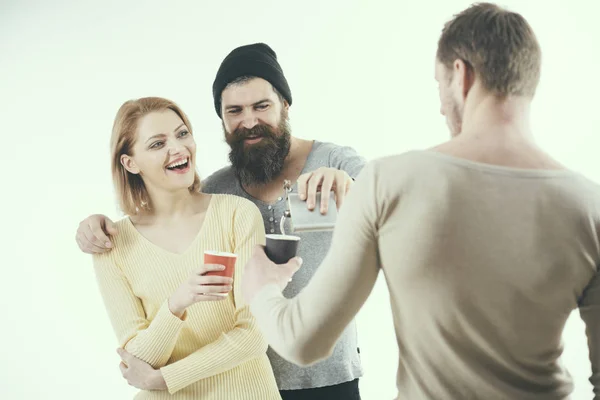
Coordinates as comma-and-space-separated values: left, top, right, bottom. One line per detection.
279, 379, 360, 400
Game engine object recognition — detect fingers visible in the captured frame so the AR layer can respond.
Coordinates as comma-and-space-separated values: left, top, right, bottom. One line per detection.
77, 231, 108, 254
90, 218, 113, 248
306, 170, 325, 211
75, 233, 95, 255
193, 275, 233, 286
119, 361, 127, 377
278, 257, 303, 284
119, 360, 135, 388
196, 264, 225, 275
192, 293, 229, 302
105, 218, 118, 236
192, 283, 233, 295
319, 172, 335, 214
184, 264, 235, 303
345, 176, 354, 194
333, 173, 348, 210
190, 275, 233, 296
285, 256, 303, 274
116, 349, 132, 380
277, 257, 303, 289
78, 216, 112, 253
116, 348, 131, 363
296, 172, 313, 201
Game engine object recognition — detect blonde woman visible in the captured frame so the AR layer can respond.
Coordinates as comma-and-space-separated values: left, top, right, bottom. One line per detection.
93, 97, 281, 399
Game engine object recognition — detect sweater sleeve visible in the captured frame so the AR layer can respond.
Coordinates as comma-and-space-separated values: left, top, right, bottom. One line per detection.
160, 200, 269, 394
327, 144, 367, 179
579, 264, 600, 399
250, 161, 382, 366
93, 252, 186, 368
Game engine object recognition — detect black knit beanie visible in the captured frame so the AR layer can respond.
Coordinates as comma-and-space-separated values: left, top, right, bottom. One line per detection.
212, 43, 292, 118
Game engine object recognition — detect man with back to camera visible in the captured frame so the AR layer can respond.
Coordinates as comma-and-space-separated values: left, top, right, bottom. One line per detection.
240, 3, 600, 400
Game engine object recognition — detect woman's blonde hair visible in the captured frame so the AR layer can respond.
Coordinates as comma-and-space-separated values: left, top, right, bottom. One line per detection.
110, 97, 201, 215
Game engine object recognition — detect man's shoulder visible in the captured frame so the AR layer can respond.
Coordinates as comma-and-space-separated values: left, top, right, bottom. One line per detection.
311, 140, 356, 158
370, 151, 425, 169
572, 173, 600, 194
201, 166, 238, 194
306, 141, 366, 177
556, 173, 600, 213
352, 151, 433, 190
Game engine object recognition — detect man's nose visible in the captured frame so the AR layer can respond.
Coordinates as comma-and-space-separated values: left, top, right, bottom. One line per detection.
241, 110, 258, 129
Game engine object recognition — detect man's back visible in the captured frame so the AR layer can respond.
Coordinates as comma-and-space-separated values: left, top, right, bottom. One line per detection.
377, 150, 600, 399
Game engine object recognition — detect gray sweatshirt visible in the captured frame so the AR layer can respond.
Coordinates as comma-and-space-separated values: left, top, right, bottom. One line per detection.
202, 141, 366, 390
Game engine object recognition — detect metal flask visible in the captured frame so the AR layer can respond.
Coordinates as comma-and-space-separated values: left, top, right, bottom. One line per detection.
280, 179, 338, 234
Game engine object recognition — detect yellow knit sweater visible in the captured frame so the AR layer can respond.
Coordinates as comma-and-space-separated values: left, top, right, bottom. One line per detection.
93, 194, 281, 399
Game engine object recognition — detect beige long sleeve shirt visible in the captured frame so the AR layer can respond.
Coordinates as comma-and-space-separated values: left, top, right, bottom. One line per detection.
250, 150, 600, 400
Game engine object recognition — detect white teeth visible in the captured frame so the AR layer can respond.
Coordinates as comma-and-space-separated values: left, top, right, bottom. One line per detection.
167, 158, 188, 169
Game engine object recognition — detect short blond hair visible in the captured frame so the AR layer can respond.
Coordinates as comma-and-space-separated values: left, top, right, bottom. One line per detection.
110, 97, 201, 216
437, 2, 541, 97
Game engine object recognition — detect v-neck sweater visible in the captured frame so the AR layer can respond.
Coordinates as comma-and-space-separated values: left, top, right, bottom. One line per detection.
93, 194, 281, 399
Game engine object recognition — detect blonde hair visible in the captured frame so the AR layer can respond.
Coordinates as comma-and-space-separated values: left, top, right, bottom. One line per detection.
110, 97, 201, 215
437, 2, 541, 97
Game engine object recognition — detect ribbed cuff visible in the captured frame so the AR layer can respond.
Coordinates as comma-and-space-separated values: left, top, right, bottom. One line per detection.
127, 300, 186, 365
161, 363, 190, 395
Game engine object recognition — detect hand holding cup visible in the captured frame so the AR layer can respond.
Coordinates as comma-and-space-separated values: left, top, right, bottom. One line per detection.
168, 254, 237, 318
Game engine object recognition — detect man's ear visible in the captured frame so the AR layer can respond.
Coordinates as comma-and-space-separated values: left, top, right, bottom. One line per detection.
454, 59, 475, 98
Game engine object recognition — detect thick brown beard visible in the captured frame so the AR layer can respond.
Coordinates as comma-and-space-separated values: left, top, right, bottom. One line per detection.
224, 109, 292, 186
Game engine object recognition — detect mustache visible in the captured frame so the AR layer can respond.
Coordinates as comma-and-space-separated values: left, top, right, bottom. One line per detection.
228, 124, 278, 143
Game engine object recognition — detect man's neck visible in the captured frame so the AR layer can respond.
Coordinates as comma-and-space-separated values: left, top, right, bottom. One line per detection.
282, 136, 313, 174
459, 93, 534, 141
434, 94, 565, 170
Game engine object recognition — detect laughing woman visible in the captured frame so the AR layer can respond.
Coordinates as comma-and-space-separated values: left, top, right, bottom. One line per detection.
92, 97, 280, 399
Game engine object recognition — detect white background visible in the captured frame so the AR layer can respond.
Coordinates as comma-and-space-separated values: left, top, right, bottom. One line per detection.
1, 0, 599, 398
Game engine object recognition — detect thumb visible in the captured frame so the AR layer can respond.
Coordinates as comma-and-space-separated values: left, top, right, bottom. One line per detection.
280, 257, 302, 284
285, 256, 303, 274
105, 218, 118, 236
116, 348, 128, 361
